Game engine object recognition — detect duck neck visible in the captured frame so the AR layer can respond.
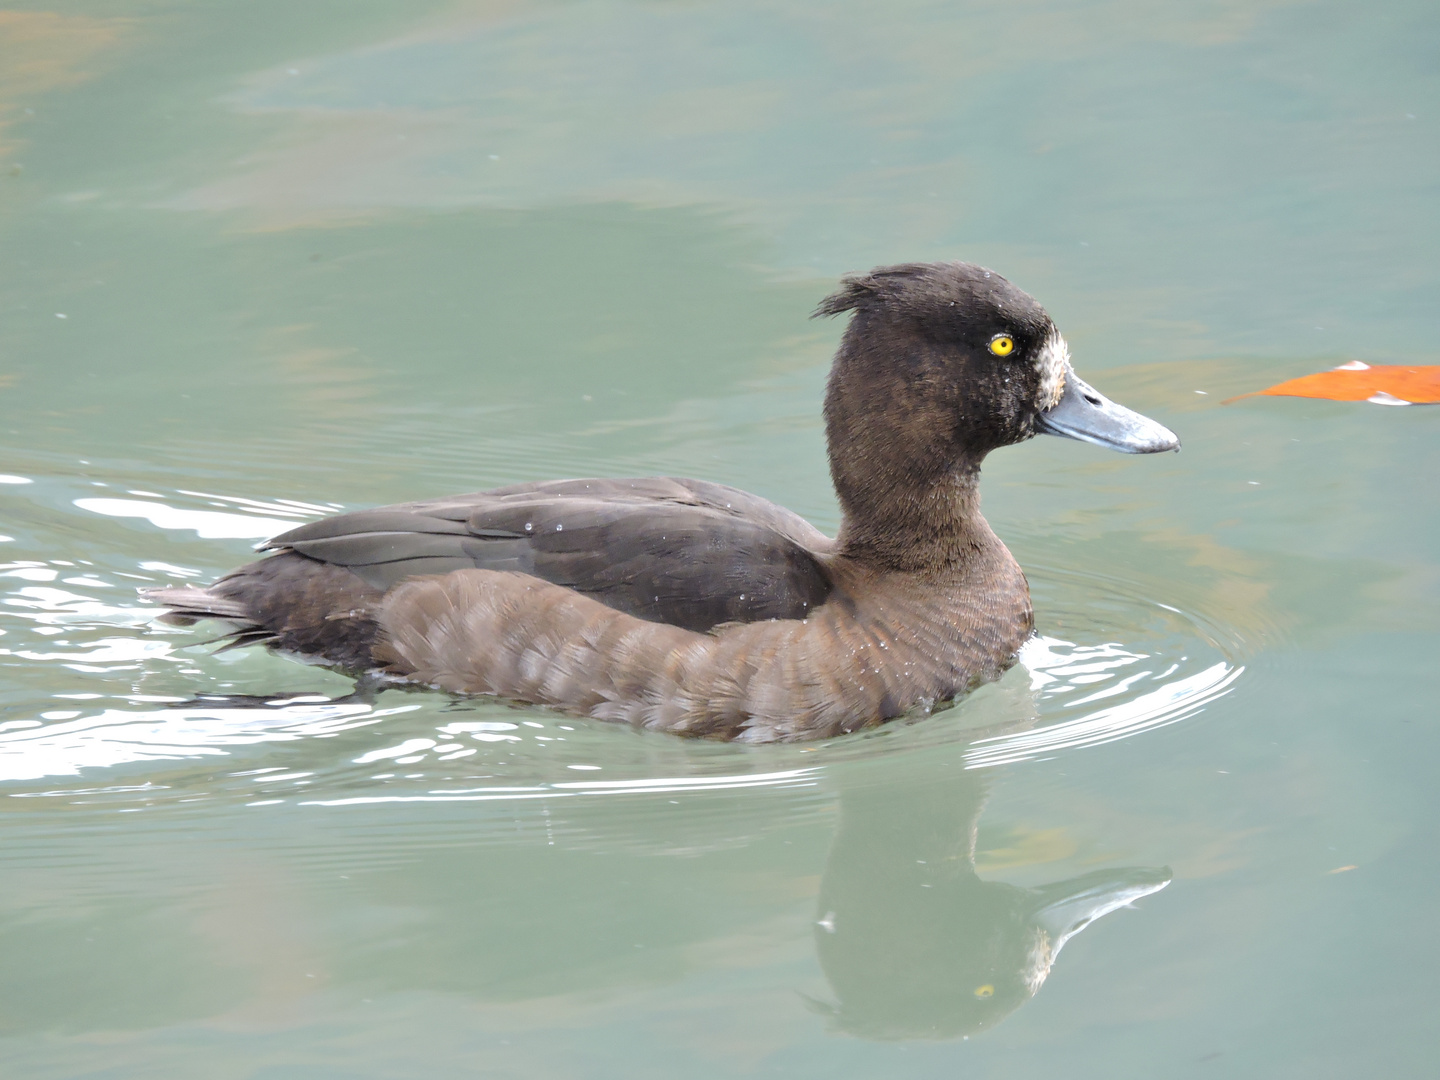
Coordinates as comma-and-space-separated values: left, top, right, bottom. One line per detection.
832, 460, 1000, 574
822, 315, 1006, 575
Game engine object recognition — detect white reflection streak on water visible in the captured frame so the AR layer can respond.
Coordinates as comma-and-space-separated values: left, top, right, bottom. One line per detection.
73, 497, 298, 541
0, 704, 413, 782
965, 661, 1243, 770
300, 768, 823, 806
9, 638, 174, 667
1021, 636, 1145, 691
2, 584, 152, 628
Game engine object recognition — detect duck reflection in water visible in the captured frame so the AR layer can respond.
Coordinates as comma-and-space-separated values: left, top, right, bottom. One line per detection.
810, 770, 1170, 1039
146, 696, 1168, 1040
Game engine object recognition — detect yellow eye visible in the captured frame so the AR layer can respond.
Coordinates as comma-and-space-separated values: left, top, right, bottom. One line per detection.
974, 984, 995, 999
989, 335, 1015, 357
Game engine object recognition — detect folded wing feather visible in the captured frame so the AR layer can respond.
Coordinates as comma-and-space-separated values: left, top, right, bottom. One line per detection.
261, 477, 835, 633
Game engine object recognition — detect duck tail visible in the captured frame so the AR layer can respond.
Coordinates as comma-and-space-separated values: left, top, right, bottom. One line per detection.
142, 584, 253, 627
141, 583, 280, 652
141, 555, 384, 669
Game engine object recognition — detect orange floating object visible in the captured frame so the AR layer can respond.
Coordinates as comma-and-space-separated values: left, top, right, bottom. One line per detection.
1228, 361, 1440, 405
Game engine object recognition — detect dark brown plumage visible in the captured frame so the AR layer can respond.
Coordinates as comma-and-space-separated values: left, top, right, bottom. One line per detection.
146, 261, 1178, 742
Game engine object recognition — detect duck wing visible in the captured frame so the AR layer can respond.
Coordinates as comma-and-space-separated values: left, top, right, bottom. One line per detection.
261, 477, 835, 633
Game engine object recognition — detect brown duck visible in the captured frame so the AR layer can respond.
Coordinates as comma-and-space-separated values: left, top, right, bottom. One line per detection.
147, 262, 1178, 742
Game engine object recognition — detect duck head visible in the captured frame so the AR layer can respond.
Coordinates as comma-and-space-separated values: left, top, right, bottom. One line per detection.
816, 262, 1178, 560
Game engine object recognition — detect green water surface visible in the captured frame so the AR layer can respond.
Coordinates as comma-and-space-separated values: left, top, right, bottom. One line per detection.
1, 1, 1438, 1076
